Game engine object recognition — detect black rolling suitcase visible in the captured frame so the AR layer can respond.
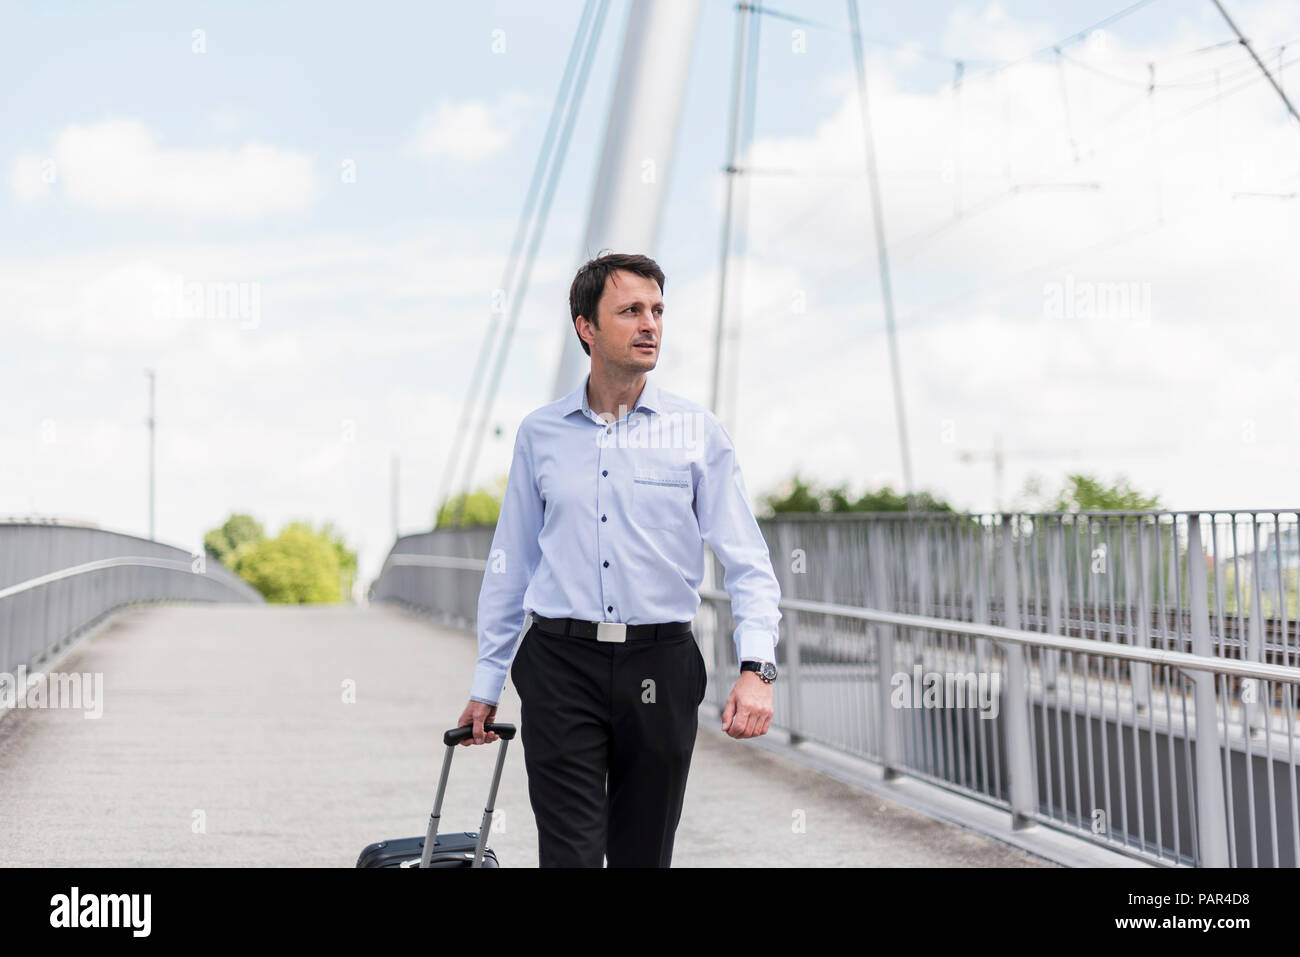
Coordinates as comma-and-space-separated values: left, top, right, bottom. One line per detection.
356, 722, 515, 868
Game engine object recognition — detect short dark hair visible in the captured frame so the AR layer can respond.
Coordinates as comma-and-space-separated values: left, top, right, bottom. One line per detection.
568, 251, 666, 357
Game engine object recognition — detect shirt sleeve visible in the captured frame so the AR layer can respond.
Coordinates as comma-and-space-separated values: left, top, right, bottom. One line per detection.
693, 417, 782, 665
469, 422, 544, 706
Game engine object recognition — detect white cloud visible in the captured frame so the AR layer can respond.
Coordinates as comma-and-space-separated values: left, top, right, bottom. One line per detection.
0, 224, 577, 581
10, 119, 318, 218
6, 2, 1300, 588
411, 92, 532, 161
698, 1, 1300, 514
10, 154, 55, 201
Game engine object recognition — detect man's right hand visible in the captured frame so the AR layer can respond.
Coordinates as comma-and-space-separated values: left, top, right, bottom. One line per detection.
456, 699, 499, 746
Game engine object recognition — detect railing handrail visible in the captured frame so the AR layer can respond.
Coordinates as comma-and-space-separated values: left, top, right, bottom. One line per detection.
0, 556, 258, 603
698, 589, 1300, 684
383, 554, 489, 573
379, 543, 1300, 685
380, 546, 1300, 684
755, 508, 1300, 520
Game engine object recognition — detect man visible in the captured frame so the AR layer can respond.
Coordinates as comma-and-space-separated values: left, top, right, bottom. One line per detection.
455, 251, 782, 868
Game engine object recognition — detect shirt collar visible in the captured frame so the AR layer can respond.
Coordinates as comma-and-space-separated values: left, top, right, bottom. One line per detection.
563, 372, 661, 420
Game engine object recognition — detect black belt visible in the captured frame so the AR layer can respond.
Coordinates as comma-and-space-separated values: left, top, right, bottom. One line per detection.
531, 614, 692, 643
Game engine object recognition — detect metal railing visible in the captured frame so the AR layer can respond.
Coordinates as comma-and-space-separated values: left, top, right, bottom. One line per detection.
372, 510, 1300, 867
370, 527, 493, 628
0, 520, 263, 679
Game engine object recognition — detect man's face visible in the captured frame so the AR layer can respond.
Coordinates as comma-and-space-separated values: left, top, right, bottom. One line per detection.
581, 269, 663, 372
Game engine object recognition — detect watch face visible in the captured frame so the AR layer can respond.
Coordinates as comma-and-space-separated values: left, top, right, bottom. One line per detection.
761, 662, 777, 681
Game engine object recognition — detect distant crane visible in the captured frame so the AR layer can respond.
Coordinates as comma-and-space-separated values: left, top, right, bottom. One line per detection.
956, 435, 1086, 512
957, 434, 1168, 511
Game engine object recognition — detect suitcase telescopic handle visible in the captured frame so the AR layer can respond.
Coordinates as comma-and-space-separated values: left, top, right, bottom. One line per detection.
443, 722, 517, 746
421, 722, 517, 868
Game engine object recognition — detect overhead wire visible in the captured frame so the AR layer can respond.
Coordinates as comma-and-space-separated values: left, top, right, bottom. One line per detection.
448, 0, 611, 523
434, 0, 600, 528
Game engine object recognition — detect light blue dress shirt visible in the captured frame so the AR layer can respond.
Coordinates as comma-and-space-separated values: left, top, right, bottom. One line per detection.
469, 371, 782, 706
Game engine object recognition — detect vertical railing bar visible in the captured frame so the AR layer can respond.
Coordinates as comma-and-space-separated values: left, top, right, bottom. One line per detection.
1240, 517, 1266, 867
1123, 517, 1147, 852
1000, 516, 1035, 828
975, 519, 993, 798
1283, 681, 1300, 867
869, 523, 899, 775
774, 522, 805, 745
940, 520, 968, 789
1103, 516, 1126, 847
1261, 672, 1279, 869
1155, 519, 1183, 862
1040, 520, 1060, 826
1020, 519, 1041, 815
1139, 520, 1165, 861
1273, 512, 1288, 670
1212, 516, 1240, 868
1076, 516, 1099, 833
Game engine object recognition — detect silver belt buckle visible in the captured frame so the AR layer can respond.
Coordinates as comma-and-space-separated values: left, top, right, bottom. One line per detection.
596, 621, 627, 643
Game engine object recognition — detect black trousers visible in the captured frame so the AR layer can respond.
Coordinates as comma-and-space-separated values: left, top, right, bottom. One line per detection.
509, 621, 708, 867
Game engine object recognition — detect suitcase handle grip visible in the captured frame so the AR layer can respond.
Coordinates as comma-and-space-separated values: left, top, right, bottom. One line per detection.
443, 722, 517, 746
424, 723, 516, 867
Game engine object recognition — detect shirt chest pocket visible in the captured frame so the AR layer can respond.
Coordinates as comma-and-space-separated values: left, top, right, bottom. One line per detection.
631, 466, 694, 530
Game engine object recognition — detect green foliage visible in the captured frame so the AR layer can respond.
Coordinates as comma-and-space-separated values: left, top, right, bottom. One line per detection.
203, 514, 357, 604
436, 475, 506, 527
765, 474, 823, 514
234, 524, 339, 604
203, 513, 265, 567
1040, 473, 1162, 512
761, 472, 954, 515
317, 521, 358, 599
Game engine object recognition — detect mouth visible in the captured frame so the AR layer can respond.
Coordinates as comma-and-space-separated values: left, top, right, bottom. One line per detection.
633, 343, 656, 352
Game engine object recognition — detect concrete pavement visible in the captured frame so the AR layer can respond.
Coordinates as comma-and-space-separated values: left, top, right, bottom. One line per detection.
0, 603, 1050, 867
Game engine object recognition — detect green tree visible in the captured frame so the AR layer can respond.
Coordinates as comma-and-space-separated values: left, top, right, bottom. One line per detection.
234, 523, 343, 604
761, 473, 953, 515
318, 521, 359, 601
1036, 473, 1162, 512
203, 513, 265, 567
764, 473, 823, 514
436, 475, 506, 527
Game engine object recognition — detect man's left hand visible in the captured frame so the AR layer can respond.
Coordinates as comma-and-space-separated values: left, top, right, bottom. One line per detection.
721, 671, 773, 739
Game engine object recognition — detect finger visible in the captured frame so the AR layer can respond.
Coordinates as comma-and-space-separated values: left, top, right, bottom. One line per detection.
729, 706, 749, 738
720, 697, 735, 732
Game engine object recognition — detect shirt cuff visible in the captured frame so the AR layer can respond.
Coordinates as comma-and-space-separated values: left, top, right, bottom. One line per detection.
735, 629, 778, 665
470, 663, 508, 707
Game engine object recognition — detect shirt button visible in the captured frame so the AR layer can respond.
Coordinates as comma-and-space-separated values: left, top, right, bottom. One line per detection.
602, 470, 608, 477
603, 560, 609, 568
605, 427, 611, 434
607, 605, 613, 613
601, 514, 607, 522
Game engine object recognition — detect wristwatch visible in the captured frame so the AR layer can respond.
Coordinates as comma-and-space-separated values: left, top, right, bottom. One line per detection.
740, 659, 778, 683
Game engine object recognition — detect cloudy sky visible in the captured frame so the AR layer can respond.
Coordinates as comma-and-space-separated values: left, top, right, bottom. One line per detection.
3, 0, 1299, 585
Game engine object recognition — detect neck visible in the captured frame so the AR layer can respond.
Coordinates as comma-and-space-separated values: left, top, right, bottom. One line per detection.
586, 362, 646, 423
